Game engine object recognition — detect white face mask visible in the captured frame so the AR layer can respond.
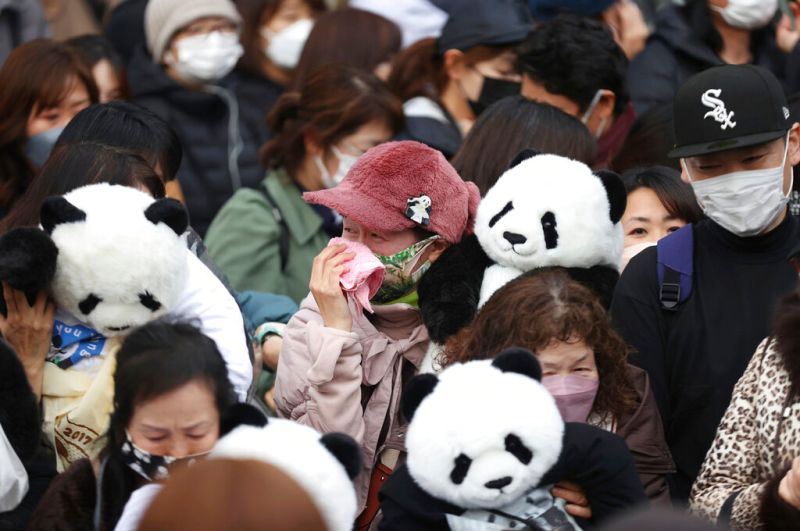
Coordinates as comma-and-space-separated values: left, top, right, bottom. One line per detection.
684, 134, 791, 237
581, 89, 608, 138
262, 18, 314, 69
314, 145, 360, 189
620, 241, 656, 271
710, 0, 778, 30
169, 31, 243, 83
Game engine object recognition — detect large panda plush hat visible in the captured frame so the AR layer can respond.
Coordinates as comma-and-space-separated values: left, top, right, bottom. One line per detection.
212, 414, 362, 531
40, 183, 189, 336
474, 151, 626, 273
402, 348, 564, 509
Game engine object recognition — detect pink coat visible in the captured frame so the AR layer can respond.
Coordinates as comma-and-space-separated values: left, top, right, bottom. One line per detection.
273, 295, 429, 509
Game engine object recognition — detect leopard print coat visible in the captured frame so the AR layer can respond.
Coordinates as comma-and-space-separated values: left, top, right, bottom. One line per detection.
689, 338, 800, 530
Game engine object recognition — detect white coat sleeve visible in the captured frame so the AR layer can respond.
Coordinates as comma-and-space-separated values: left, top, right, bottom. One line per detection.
170, 253, 252, 401
113, 483, 162, 531
0, 422, 28, 512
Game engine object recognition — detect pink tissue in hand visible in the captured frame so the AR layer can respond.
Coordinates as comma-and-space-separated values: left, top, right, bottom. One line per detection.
328, 237, 385, 313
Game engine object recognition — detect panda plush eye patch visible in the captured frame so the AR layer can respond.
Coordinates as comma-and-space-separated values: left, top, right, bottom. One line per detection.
540, 212, 558, 250
139, 291, 163, 312
78, 293, 102, 315
489, 201, 514, 228
505, 434, 533, 464
450, 453, 472, 485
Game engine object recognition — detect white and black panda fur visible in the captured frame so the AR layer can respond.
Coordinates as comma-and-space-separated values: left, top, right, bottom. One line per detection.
401, 349, 579, 529
418, 150, 626, 348
212, 414, 362, 531
379, 349, 648, 530
474, 153, 624, 306
41, 183, 189, 337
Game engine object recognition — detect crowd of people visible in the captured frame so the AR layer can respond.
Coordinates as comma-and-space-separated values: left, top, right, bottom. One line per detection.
1, 0, 800, 530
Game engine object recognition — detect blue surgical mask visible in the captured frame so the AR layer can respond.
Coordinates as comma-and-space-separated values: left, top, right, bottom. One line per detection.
25, 126, 65, 167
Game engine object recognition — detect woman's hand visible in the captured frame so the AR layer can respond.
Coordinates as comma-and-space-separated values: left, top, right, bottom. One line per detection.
552, 481, 592, 520
309, 245, 354, 332
0, 283, 55, 399
779, 457, 800, 509
777, 3, 800, 54
603, 0, 650, 60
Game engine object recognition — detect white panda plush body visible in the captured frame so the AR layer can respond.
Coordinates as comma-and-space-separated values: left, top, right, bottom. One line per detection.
401, 349, 581, 530
212, 418, 362, 531
379, 349, 648, 530
474, 154, 624, 306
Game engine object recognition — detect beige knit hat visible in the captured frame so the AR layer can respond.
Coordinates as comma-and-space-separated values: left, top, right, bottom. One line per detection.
144, 0, 243, 62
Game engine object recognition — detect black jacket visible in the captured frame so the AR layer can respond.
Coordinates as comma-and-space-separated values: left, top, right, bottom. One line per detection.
379, 423, 647, 530
628, 6, 800, 115
127, 49, 272, 236
610, 215, 800, 503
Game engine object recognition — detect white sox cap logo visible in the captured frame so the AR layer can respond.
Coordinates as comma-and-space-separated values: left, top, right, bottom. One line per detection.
701, 89, 737, 130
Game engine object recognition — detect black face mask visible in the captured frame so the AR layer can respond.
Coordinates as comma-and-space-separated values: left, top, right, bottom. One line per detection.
467, 76, 522, 116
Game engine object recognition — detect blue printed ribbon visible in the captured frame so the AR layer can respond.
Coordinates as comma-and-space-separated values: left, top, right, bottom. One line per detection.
49, 320, 107, 369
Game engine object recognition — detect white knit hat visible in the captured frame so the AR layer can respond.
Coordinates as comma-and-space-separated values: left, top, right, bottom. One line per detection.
144, 0, 243, 62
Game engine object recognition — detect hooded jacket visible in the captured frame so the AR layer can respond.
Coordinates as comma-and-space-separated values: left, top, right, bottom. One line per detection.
127, 48, 269, 236
627, 6, 800, 115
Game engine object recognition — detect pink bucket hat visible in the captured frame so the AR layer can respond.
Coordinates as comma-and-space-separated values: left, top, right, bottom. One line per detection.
304, 141, 480, 243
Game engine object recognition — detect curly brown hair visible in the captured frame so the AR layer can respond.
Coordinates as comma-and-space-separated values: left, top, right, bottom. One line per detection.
441, 270, 637, 422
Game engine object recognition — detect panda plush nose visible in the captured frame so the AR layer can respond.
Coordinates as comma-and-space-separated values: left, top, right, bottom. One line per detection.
503, 232, 527, 246
485, 477, 513, 490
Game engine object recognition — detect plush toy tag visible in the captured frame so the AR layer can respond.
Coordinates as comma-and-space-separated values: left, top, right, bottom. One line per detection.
328, 237, 385, 313
48, 320, 107, 369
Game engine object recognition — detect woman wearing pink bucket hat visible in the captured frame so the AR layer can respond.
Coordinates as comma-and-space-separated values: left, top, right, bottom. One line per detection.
274, 140, 479, 528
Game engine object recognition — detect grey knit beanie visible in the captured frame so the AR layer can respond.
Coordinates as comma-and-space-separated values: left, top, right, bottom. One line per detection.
145, 0, 243, 62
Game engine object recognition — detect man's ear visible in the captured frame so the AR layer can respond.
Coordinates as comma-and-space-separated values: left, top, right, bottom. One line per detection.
679, 159, 691, 184
443, 49, 467, 80
595, 89, 616, 120
787, 123, 800, 167
427, 239, 450, 264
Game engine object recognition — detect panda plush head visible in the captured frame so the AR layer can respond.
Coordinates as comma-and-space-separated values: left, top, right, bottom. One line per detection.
40, 183, 189, 337
474, 151, 626, 272
402, 348, 564, 510
212, 414, 362, 531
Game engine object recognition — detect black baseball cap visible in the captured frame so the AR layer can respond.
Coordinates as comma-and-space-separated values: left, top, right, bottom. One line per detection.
436, 0, 533, 56
669, 64, 792, 159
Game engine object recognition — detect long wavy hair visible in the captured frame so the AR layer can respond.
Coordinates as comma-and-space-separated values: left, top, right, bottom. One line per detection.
442, 270, 637, 422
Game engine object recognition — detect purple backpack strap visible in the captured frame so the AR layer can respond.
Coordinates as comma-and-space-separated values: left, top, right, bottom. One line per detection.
656, 224, 694, 310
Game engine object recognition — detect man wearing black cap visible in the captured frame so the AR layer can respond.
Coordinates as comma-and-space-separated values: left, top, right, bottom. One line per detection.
611, 64, 800, 505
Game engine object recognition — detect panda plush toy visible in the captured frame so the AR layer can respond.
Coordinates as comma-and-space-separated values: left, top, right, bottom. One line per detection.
0, 183, 251, 470
211, 413, 362, 531
378, 348, 646, 530
418, 151, 626, 346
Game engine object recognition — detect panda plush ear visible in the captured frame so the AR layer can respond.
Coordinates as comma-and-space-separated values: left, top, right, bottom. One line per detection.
508, 149, 542, 169
144, 198, 189, 236
594, 170, 627, 224
401, 374, 440, 422
491, 348, 543, 382
320, 433, 363, 480
219, 403, 268, 436
40, 196, 87, 235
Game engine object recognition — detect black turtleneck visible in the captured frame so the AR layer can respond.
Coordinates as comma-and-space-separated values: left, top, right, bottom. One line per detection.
610, 213, 800, 503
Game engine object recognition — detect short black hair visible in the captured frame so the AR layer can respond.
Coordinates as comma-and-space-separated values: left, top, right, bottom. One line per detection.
516, 15, 629, 116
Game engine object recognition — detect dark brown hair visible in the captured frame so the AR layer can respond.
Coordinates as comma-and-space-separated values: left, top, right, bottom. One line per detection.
452, 96, 596, 195
774, 289, 800, 398
442, 270, 637, 422
289, 8, 401, 90
0, 143, 164, 233
621, 166, 704, 225
261, 64, 404, 178
387, 38, 514, 103
234, 0, 327, 79
0, 39, 98, 212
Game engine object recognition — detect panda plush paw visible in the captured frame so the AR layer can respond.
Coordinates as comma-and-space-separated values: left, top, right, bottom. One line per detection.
0, 227, 58, 316
418, 234, 493, 344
